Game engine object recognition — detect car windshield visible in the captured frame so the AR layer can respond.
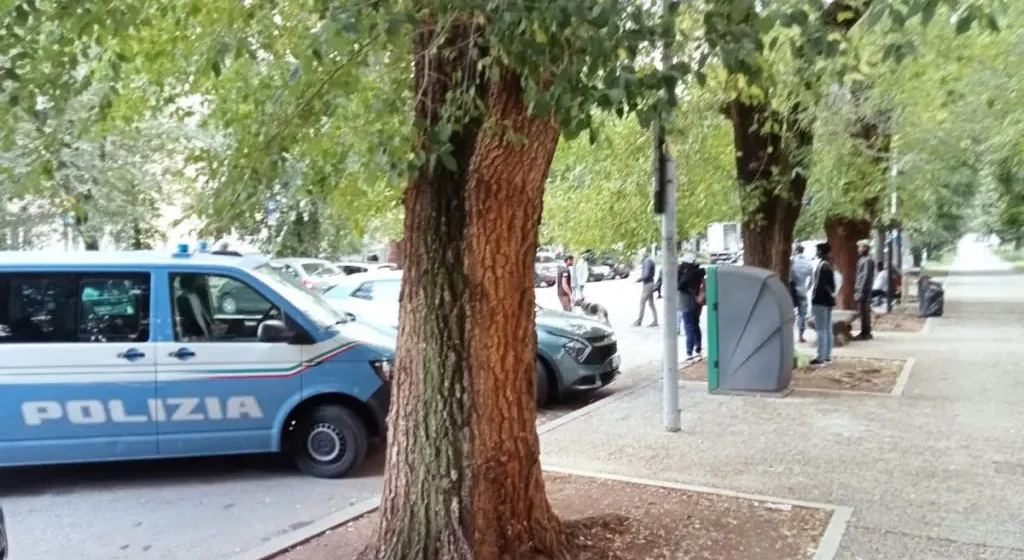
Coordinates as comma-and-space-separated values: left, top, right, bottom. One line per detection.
536, 254, 556, 264
252, 263, 346, 329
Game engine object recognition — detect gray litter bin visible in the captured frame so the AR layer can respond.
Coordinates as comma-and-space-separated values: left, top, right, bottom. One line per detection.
706, 265, 794, 394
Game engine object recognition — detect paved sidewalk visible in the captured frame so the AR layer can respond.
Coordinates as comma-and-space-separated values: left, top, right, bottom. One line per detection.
538, 238, 1024, 559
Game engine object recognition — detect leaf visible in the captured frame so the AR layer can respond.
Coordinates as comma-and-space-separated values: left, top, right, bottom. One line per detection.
920, 0, 939, 26
440, 152, 457, 172
954, 11, 975, 35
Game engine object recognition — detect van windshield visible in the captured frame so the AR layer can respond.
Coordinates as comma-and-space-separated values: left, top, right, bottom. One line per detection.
252, 263, 346, 329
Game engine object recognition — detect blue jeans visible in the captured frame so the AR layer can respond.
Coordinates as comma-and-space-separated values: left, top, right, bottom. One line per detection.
681, 310, 701, 356
811, 304, 833, 361
795, 296, 808, 336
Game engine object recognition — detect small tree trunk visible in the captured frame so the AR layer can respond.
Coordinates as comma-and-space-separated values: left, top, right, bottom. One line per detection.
362, 18, 568, 560
825, 216, 872, 310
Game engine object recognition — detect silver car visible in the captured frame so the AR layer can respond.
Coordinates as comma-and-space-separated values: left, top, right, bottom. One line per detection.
322, 271, 622, 406
271, 258, 341, 292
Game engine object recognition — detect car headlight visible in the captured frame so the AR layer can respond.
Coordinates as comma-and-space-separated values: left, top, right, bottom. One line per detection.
370, 359, 394, 381
563, 338, 591, 363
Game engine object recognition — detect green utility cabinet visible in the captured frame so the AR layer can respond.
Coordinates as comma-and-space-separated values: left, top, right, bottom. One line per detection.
706, 265, 794, 395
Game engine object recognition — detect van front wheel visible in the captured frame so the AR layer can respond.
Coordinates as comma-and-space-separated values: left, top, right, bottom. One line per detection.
291, 405, 368, 478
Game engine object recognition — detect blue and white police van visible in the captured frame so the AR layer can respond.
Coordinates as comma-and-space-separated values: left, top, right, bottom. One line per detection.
0, 246, 393, 478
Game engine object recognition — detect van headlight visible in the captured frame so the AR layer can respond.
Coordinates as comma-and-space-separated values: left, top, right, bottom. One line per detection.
370, 359, 394, 381
563, 338, 591, 363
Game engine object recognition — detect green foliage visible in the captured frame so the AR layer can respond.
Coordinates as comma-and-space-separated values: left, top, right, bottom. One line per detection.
541, 90, 736, 252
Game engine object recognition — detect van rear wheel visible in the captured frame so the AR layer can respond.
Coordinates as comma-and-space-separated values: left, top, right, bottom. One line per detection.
291, 405, 367, 478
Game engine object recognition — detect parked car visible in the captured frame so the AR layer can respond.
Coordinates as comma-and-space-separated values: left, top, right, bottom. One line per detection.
580, 251, 610, 282
604, 254, 632, 279
272, 258, 340, 291
534, 252, 559, 287
332, 261, 400, 276
1, 505, 7, 560
323, 271, 621, 406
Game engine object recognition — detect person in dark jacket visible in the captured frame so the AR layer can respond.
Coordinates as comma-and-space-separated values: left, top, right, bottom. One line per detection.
632, 250, 658, 327
809, 242, 836, 365
853, 240, 875, 340
677, 253, 705, 361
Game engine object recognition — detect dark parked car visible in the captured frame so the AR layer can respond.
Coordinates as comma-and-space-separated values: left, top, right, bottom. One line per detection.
1, 505, 7, 560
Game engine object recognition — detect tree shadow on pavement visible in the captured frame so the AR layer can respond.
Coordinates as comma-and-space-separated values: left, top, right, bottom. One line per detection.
0, 444, 386, 498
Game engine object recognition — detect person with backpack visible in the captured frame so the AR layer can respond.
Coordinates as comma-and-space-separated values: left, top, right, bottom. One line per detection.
678, 252, 706, 362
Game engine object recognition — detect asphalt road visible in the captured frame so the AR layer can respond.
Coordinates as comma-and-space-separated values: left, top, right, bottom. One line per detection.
2, 277, 669, 560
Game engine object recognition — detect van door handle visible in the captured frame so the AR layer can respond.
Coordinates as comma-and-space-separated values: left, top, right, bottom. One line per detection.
169, 347, 196, 360
118, 348, 146, 361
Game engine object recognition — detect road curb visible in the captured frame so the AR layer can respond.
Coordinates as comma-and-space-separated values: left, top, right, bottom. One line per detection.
229, 496, 379, 560
890, 357, 916, 396
542, 465, 854, 560
537, 377, 660, 436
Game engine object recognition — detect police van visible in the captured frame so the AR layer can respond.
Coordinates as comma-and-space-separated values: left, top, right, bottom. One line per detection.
0, 246, 393, 478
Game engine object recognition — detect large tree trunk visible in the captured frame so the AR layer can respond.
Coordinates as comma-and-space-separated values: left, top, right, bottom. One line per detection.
825, 215, 872, 310
362, 17, 567, 560
730, 101, 810, 283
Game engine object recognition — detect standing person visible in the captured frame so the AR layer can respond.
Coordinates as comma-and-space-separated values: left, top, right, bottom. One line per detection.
809, 242, 837, 365
854, 240, 876, 340
790, 244, 813, 343
678, 253, 706, 361
572, 251, 589, 305
557, 255, 574, 312
632, 250, 658, 327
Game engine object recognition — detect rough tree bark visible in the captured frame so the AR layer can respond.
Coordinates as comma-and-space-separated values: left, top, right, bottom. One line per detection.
825, 214, 873, 310
361, 17, 568, 560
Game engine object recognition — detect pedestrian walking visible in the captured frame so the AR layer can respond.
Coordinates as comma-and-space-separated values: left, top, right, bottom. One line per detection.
678, 252, 706, 361
557, 255, 574, 312
632, 250, 658, 327
790, 244, 813, 343
854, 239, 875, 340
809, 242, 836, 365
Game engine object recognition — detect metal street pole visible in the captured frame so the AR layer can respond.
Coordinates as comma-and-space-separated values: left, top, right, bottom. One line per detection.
655, 0, 680, 433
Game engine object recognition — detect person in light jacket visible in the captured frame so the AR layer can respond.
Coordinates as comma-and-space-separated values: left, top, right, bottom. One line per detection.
809, 242, 836, 365
790, 244, 814, 343
572, 252, 589, 305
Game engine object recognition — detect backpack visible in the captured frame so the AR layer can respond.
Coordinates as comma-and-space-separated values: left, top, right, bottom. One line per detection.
695, 278, 707, 307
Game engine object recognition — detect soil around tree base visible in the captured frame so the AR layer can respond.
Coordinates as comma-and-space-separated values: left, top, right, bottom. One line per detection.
863, 310, 927, 332
681, 356, 906, 393
272, 472, 833, 560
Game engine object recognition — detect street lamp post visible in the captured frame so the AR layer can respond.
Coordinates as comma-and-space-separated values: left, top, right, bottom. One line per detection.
653, 0, 680, 433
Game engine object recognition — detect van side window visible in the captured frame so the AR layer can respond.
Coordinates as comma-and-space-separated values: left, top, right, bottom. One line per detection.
0, 273, 149, 343
78, 274, 151, 342
0, 274, 76, 343
171, 273, 283, 342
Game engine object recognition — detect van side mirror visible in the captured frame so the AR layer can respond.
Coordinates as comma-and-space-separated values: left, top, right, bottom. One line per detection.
257, 319, 292, 343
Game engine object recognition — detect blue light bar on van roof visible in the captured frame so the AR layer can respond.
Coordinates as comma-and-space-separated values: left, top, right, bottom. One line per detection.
173, 243, 191, 257
197, 240, 209, 252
